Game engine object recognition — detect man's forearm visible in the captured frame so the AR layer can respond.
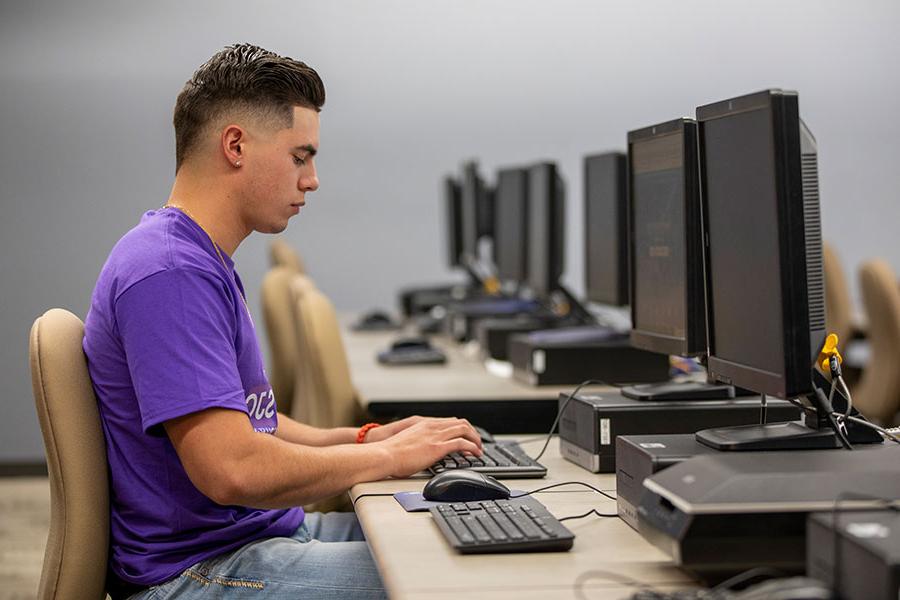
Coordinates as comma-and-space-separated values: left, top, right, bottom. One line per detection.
226, 432, 391, 509
275, 413, 357, 446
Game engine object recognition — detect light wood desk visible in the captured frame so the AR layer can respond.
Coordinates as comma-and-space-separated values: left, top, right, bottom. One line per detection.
350, 436, 698, 600
343, 319, 611, 433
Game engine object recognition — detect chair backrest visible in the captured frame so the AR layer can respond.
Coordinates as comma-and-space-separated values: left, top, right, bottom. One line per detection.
289, 277, 362, 428
852, 259, 900, 425
261, 267, 311, 416
30, 309, 109, 600
824, 242, 854, 352
269, 238, 306, 274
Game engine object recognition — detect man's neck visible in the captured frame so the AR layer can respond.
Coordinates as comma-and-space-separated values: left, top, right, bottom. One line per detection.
167, 169, 250, 257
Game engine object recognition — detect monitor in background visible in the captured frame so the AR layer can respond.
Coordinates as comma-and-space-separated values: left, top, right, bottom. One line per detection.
694, 89, 879, 450
460, 161, 493, 268
584, 152, 629, 307
621, 119, 733, 402
443, 176, 463, 269
525, 162, 565, 300
493, 167, 530, 288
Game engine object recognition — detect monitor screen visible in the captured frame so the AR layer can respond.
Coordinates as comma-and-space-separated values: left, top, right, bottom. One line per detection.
460, 162, 483, 264
584, 152, 628, 306
443, 177, 463, 268
628, 119, 707, 357
494, 167, 529, 284
526, 162, 565, 299
698, 89, 825, 399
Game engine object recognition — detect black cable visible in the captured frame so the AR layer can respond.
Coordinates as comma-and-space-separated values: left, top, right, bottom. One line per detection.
510, 480, 617, 502
573, 568, 660, 600
709, 567, 786, 592
558, 508, 617, 522
531, 379, 614, 462
351, 493, 395, 507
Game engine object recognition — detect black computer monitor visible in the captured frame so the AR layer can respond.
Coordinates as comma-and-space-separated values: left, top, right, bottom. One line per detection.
584, 152, 629, 307
443, 176, 463, 268
493, 167, 530, 285
694, 89, 874, 450
628, 119, 707, 357
526, 162, 565, 299
460, 162, 492, 266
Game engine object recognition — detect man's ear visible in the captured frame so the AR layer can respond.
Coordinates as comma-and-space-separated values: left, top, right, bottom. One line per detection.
221, 125, 245, 168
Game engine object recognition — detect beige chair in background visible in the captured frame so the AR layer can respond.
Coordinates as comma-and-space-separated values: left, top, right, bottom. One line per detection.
289, 276, 366, 430
261, 267, 316, 417
851, 259, 900, 425
269, 237, 307, 274
29, 309, 109, 600
289, 276, 365, 512
823, 242, 855, 353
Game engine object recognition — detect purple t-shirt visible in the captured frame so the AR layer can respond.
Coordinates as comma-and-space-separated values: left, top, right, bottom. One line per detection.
83, 208, 303, 586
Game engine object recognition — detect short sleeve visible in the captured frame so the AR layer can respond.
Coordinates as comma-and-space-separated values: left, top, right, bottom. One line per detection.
115, 267, 248, 434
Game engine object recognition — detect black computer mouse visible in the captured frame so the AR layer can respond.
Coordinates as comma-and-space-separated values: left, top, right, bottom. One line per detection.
390, 337, 432, 352
422, 470, 511, 503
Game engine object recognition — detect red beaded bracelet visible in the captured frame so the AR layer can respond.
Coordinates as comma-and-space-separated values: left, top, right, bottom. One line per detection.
356, 422, 381, 444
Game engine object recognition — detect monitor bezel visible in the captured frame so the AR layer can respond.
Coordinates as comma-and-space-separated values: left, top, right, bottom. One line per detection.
493, 166, 530, 285
627, 118, 708, 357
583, 152, 629, 307
526, 162, 565, 299
697, 89, 821, 399
443, 176, 463, 268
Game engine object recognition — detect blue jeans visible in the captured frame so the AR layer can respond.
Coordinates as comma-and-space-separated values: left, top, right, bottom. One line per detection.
135, 512, 387, 599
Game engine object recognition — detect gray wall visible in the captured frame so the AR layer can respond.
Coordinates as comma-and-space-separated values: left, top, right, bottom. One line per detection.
2, 0, 899, 462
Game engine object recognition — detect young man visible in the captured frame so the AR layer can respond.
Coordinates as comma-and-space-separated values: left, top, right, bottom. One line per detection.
83, 43, 482, 599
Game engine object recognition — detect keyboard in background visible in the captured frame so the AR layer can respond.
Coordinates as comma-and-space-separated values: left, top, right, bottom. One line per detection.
429, 441, 547, 478
430, 496, 574, 553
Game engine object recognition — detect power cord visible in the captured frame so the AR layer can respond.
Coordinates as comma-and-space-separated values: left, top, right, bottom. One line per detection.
510, 480, 617, 502
789, 396, 900, 445
558, 508, 617, 522
351, 493, 395, 507
510, 480, 619, 523
531, 379, 616, 462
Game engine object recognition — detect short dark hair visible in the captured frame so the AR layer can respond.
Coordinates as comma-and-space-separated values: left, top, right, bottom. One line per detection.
173, 43, 325, 171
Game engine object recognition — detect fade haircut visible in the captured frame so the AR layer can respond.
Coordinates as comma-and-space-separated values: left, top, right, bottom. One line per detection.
173, 43, 325, 171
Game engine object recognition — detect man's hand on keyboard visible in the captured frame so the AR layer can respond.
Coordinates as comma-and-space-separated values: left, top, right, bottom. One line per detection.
376, 417, 483, 479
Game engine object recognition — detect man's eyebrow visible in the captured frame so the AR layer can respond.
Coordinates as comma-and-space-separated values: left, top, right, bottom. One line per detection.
293, 144, 318, 156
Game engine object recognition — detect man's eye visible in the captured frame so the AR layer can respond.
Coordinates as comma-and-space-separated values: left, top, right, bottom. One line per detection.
293, 155, 306, 165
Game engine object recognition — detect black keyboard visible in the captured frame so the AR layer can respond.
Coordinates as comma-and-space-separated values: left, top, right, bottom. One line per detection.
428, 441, 547, 478
430, 496, 575, 553
377, 348, 447, 365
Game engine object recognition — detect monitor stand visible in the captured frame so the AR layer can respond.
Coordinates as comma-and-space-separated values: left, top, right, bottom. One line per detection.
696, 370, 883, 451
621, 380, 735, 401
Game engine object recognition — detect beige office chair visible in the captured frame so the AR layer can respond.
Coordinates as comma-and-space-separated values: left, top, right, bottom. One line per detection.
289, 277, 366, 430
261, 267, 316, 417
824, 242, 855, 353
30, 309, 109, 600
851, 260, 900, 425
289, 278, 365, 512
269, 238, 307, 274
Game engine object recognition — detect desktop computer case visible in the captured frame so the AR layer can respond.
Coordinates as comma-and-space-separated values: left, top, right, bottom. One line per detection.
557, 390, 798, 473
509, 334, 669, 386
615, 434, 720, 530
807, 510, 900, 600
637, 446, 898, 575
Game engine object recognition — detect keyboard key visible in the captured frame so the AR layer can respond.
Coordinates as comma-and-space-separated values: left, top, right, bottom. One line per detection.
445, 516, 475, 545
491, 512, 525, 540
476, 514, 507, 541
461, 515, 492, 543
514, 515, 545, 540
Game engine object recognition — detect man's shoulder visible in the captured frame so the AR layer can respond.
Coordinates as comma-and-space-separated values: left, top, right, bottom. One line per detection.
99, 209, 221, 302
